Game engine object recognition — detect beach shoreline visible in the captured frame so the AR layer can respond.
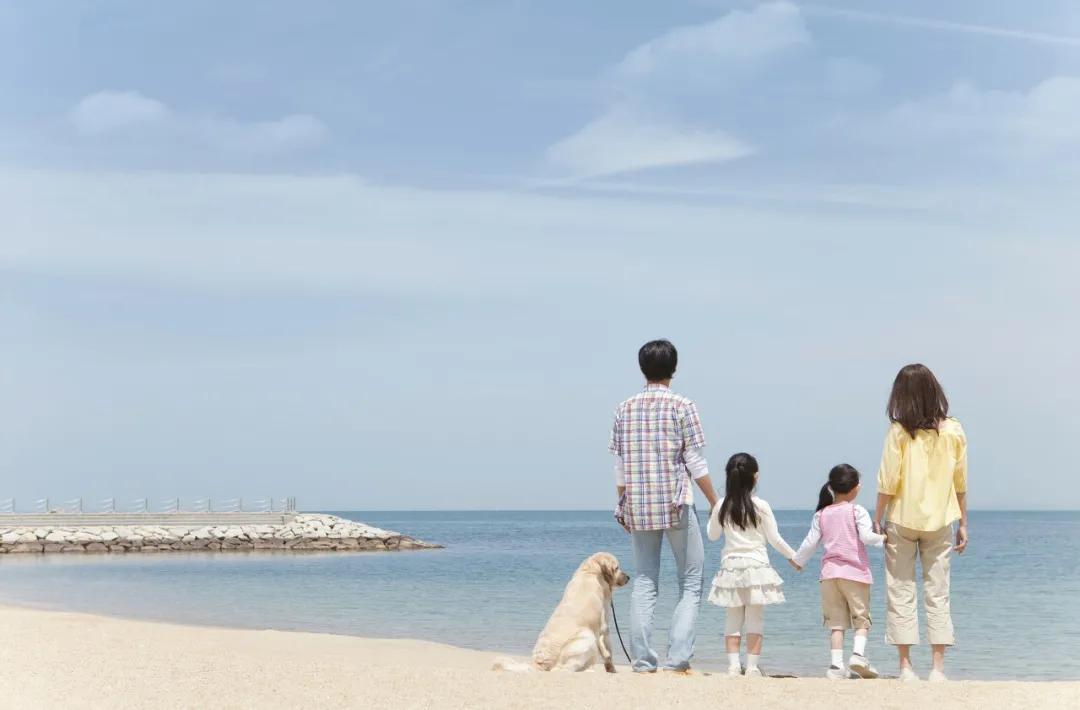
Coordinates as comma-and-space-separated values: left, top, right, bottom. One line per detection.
0, 604, 1075, 709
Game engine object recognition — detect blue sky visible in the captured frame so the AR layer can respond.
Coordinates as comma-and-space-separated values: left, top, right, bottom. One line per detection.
2, 1, 1078, 510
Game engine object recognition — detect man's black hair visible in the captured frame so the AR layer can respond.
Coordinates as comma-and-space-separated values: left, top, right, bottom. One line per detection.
638, 339, 677, 382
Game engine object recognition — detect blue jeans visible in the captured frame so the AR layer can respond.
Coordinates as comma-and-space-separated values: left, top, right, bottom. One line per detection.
629, 505, 704, 672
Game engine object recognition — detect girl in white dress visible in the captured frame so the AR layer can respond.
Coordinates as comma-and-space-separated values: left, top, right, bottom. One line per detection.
707, 452, 798, 677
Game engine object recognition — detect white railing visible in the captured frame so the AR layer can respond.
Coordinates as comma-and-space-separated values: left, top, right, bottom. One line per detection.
0, 497, 296, 514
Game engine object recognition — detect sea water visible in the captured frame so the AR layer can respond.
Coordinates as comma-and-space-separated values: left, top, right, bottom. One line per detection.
0, 510, 1076, 680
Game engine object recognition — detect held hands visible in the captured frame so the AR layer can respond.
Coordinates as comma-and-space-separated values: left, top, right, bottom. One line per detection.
788, 559, 802, 572
955, 524, 969, 554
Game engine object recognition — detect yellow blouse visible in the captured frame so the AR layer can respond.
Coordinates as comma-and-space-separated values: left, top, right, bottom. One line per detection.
877, 418, 967, 532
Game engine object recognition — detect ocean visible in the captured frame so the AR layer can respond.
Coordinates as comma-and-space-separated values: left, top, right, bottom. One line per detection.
0, 510, 1076, 681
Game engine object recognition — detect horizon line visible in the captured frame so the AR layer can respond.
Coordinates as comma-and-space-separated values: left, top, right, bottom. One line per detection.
315, 507, 1080, 513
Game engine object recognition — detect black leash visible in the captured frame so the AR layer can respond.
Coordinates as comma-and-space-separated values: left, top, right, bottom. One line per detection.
610, 598, 632, 664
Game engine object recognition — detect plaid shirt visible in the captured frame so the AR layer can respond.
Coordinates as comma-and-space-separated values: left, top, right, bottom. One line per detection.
609, 383, 706, 531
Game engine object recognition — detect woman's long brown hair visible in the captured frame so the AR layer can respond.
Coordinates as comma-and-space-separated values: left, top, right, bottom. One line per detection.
887, 363, 949, 437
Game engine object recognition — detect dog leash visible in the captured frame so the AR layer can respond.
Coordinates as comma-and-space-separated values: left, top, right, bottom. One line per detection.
610, 599, 632, 664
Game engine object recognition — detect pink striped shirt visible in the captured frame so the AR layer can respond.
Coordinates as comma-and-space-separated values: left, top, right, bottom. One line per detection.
792, 502, 885, 584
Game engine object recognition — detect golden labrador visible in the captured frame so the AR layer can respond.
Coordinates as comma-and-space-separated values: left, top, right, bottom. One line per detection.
493, 552, 630, 672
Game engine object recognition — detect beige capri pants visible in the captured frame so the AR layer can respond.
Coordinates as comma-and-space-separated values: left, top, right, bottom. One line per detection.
884, 523, 955, 646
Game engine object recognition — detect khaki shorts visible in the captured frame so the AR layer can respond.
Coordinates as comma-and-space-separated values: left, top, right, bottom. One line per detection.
821, 579, 872, 630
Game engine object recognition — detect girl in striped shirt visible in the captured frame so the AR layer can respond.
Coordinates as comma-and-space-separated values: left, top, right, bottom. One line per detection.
792, 464, 885, 679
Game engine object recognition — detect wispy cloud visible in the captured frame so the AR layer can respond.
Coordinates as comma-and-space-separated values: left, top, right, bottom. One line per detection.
617, 1, 810, 78
547, 3, 807, 179
70, 91, 170, 134
801, 4, 1080, 48
68, 90, 327, 154
546, 106, 753, 178
875, 76, 1080, 156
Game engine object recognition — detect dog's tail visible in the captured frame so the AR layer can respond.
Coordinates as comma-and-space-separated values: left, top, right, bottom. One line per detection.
491, 656, 536, 672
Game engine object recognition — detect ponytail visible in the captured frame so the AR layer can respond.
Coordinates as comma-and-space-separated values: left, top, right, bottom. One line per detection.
816, 463, 861, 512
815, 483, 833, 512
720, 453, 760, 530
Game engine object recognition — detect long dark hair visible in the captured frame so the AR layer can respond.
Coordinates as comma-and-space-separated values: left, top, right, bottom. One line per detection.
719, 453, 759, 530
816, 464, 861, 512
887, 363, 949, 438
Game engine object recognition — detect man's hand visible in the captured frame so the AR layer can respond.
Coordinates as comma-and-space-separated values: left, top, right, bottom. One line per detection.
788, 559, 802, 572
955, 524, 968, 554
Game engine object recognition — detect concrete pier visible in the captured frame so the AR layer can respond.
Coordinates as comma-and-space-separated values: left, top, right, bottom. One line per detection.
0, 513, 441, 553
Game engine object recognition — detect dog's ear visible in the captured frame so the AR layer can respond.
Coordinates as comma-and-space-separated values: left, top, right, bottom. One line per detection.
579, 553, 604, 578
596, 553, 619, 585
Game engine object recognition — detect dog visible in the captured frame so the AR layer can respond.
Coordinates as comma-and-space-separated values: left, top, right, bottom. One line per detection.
493, 552, 630, 672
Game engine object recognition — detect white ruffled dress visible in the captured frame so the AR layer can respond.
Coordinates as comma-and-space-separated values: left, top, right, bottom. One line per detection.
706, 496, 797, 608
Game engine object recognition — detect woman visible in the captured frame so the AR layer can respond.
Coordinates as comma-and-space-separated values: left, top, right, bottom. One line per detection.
874, 364, 968, 682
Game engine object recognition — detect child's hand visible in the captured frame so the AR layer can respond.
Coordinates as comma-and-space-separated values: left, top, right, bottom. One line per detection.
788, 559, 802, 572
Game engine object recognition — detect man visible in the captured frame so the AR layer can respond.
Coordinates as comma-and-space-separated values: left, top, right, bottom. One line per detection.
609, 339, 719, 673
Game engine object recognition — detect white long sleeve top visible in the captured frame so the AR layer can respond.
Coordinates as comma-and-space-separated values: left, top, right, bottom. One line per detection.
706, 496, 796, 565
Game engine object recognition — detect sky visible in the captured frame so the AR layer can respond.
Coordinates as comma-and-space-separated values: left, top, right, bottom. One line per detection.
1, 1, 1078, 511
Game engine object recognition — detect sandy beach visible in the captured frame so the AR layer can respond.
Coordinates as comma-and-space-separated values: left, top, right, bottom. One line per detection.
0, 604, 1074, 709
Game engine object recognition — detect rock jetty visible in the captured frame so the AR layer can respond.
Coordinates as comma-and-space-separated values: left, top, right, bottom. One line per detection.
0, 514, 441, 554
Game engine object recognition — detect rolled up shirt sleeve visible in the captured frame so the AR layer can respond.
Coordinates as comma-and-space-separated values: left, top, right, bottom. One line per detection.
877, 424, 903, 495
953, 425, 968, 494
679, 402, 707, 450
683, 446, 709, 480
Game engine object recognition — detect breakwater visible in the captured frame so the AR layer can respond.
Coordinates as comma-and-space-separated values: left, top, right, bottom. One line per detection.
0, 513, 441, 553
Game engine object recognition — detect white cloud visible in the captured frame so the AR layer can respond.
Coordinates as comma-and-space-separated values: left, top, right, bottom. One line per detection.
546, 105, 753, 178
69, 91, 170, 134
882, 76, 1080, 155
547, 2, 806, 180
67, 91, 327, 154
617, 1, 809, 78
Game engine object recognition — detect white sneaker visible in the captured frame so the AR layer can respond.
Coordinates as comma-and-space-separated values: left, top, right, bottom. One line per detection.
744, 667, 763, 678
928, 669, 948, 682
826, 665, 854, 680
848, 654, 879, 679
727, 665, 743, 677
899, 667, 920, 682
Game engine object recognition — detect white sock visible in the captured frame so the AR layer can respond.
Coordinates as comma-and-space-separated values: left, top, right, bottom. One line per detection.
728, 652, 741, 669
831, 649, 844, 667
746, 653, 760, 670
853, 635, 867, 657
